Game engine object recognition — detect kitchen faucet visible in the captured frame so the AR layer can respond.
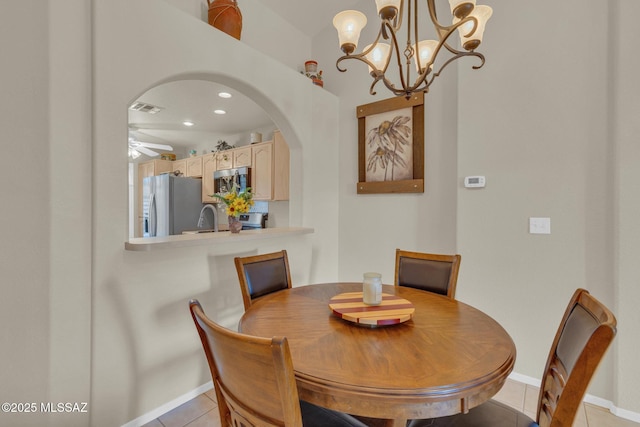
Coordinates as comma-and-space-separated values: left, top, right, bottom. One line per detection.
197, 204, 218, 232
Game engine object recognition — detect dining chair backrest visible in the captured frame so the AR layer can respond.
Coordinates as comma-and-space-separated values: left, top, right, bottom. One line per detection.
235, 250, 292, 310
394, 249, 461, 299
535, 288, 616, 427
189, 299, 303, 427
409, 288, 617, 427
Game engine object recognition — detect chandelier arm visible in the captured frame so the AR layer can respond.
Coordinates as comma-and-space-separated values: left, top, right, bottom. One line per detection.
405, 0, 418, 91
392, 0, 404, 33
336, 54, 382, 75
426, 0, 478, 55
365, 19, 410, 94
335, 30, 386, 73
432, 51, 486, 80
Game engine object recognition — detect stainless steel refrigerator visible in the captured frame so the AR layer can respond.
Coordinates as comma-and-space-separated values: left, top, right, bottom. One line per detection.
142, 174, 203, 237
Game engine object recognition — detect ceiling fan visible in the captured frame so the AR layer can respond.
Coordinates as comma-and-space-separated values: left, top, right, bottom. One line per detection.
128, 131, 173, 159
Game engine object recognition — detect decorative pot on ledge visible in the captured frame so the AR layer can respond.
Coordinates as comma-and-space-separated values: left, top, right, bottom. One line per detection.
228, 216, 242, 233
207, 0, 242, 40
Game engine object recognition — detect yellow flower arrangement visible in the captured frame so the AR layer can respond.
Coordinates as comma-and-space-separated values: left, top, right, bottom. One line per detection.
214, 186, 254, 217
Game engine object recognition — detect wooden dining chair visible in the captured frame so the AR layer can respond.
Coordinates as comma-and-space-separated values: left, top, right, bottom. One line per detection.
408, 288, 617, 427
235, 250, 292, 310
394, 249, 461, 299
189, 299, 368, 427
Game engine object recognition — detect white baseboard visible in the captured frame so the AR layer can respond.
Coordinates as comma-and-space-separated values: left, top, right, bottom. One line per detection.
508, 372, 640, 423
121, 381, 213, 427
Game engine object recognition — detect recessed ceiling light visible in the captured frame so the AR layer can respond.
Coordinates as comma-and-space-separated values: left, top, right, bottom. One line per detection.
183, 120, 194, 126
218, 92, 232, 98
213, 110, 226, 115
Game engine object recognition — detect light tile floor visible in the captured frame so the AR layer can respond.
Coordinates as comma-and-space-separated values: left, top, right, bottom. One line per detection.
143, 379, 639, 427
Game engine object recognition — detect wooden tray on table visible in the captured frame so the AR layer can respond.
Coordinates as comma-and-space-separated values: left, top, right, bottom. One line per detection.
329, 291, 415, 327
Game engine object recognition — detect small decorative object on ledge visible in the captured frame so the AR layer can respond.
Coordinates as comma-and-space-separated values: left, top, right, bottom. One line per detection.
303, 60, 323, 87
215, 140, 234, 151
207, 0, 242, 40
250, 132, 262, 144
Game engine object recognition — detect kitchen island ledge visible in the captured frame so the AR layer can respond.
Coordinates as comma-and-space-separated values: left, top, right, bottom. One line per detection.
125, 227, 314, 251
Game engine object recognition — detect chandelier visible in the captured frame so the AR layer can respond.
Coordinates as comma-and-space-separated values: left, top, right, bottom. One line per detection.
333, 0, 492, 99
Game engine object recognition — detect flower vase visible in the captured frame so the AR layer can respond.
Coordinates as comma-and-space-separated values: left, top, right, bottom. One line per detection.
207, 0, 242, 40
228, 216, 242, 233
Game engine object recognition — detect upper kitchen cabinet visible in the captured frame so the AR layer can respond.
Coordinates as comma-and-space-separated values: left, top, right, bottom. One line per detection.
139, 159, 173, 178
216, 145, 252, 170
216, 151, 233, 170
186, 156, 203, 177
233, 146, 252, 167
201, 153, 217, 203
172, 159, 187, 175
251, 130, 289, 201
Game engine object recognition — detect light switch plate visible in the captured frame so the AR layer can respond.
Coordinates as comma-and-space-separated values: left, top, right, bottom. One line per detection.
529, 217, 551, 234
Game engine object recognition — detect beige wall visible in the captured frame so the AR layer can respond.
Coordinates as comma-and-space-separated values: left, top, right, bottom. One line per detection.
612, 0, 640, 414
314, 0, 640, 420
91, 0, 341, 425
0, 2, 52, 425
456, 0, 613, 395
1, 0, 639, 426
1, 1, 92, 427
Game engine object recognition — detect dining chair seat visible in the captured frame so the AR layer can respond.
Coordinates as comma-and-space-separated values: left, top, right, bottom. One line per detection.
409, 399, 537, 427
300, 400, 369, 427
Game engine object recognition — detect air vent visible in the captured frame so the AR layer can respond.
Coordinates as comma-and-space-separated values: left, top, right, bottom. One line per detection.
129, 102, 163, 114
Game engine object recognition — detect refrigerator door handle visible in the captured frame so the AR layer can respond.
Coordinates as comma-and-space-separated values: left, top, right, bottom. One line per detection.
149, 193, 157, 237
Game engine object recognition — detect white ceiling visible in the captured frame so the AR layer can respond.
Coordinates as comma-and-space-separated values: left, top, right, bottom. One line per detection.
128, 0, 363, 158
128, 80, 274, 152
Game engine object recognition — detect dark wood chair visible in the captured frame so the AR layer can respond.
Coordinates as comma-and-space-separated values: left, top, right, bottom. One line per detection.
234, 250, 292, 310
394, 249, 461, 299
189, 299, 368, 427
408, 288, 617, 427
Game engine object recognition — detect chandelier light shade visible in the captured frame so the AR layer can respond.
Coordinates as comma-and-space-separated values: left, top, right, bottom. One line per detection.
414, 39, 439, 73
332, 11, 368, 55
453, 5, 492, 50
364, 43, 391, 73
334, 0, 493, 98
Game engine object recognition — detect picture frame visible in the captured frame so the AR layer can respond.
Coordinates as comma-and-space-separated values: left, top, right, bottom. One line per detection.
356, 92, 424, 194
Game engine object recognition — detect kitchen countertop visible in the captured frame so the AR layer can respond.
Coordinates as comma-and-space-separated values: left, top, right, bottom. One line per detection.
124, 227, 314, 251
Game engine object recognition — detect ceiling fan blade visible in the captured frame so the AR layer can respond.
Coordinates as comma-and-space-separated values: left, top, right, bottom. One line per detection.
135, 145, 160, 157
137, 141, 174, 151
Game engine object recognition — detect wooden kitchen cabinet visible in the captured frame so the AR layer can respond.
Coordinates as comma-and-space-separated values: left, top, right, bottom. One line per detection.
201, 153, 217, 203
251, 130, 289, 201
216, 146, 252, 170
216, 151, 233, 170
186, 156, 203, 177
233, 146, 252, 167
172, 159, 187, 175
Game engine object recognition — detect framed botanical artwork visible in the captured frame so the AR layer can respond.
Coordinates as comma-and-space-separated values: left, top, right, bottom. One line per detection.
356, 93, 424, 194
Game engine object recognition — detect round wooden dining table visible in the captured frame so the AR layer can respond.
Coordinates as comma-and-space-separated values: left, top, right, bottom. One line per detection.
238, 283, 516, 427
